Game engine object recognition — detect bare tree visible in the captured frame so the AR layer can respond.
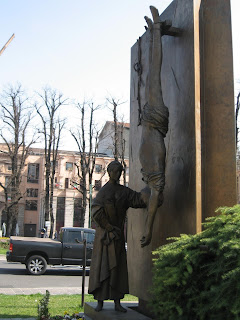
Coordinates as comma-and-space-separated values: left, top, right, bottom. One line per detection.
70, 101, 101, 227
118, 119, 127, 186
36, 88, 66, 238
106, 97, 128, 185
106, 97, 119, 160
0, 85, 36, 236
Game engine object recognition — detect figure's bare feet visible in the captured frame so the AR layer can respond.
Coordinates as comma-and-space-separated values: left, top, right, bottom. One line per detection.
150, 6, 161, 24
140, 233, 152, 247
95, 300, 103, 312
114, 300, 127, 313
144, 16, 153, 31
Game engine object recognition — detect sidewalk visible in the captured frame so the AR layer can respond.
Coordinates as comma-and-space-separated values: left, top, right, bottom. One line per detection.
0, 287, 88, 295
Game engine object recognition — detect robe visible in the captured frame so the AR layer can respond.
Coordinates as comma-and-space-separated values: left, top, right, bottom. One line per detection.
88, 181, 146, 300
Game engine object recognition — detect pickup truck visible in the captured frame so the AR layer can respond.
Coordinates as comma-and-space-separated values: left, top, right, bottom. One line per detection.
6, 227, 95, 275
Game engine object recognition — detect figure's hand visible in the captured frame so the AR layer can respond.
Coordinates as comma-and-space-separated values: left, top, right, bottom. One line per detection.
144, 15, 153, 31
109, 226, 121, 240
112, 226, 121, 237
150, 6, 161, 24
140, 233, 152, 247
105, 223, 114, 232
108, 226, 121, 240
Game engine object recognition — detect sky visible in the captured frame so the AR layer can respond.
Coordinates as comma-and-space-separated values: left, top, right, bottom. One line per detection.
0, 0, 240, 150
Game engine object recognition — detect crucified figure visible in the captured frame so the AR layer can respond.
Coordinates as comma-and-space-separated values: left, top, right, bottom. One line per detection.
140, 6, 169, 248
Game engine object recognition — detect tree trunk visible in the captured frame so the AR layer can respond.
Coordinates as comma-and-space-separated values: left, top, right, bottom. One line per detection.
49, 174, 55, 238
11, 208, 18, 236
45, 165, 50, 222
82, 175, 87, 227
6, 209, 12, 237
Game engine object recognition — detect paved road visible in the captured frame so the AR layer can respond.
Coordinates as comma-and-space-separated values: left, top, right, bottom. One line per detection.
0, 255, 89, 295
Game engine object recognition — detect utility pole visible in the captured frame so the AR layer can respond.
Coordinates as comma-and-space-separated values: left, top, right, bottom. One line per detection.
0, 34, 15, 56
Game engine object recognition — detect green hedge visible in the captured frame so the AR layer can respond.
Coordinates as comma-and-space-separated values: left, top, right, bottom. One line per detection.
150, 205, 240, 320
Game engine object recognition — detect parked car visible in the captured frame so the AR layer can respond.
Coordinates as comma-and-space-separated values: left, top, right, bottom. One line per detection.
6, 227, 95, 275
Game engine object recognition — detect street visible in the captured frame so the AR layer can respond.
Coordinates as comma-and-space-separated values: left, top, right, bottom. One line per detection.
0, 256, 89, 295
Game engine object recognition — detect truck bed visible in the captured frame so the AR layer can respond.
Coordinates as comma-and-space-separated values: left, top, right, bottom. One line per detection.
7, 236, 62, 264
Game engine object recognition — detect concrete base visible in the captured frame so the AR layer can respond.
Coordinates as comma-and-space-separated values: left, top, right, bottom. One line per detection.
84, 302, 153, 320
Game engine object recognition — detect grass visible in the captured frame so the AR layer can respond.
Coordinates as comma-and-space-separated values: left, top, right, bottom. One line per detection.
0, 237, 9, 255
0, 293, 138, 318
0, 248, 7, 254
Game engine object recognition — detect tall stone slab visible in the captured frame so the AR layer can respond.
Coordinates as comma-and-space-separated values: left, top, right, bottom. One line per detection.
199, 0, 236, 222
128, 0, 236, 306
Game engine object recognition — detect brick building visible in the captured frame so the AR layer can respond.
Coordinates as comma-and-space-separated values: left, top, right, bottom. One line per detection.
0, 145, 129, 237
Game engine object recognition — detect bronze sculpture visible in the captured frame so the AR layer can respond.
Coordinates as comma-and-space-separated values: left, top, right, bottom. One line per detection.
88, 5, 170, 313
139, 6, 169, 247
88, 160, 148, 312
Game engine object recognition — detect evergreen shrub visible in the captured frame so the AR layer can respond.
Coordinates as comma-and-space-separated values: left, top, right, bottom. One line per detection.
150, 205, 240, 320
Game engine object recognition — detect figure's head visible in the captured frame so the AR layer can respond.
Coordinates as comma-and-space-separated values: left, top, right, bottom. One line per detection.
107, 160, 123, 182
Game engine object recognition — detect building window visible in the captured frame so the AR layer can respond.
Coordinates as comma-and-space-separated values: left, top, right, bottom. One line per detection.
5, 176, 12, 194
7, 164, 12, 171
95, 164, 102, 173
5, 176, 10, 187
55, 177, 60, 188
27, 163, 39, 183
25, 200, 38, 211
65, 178, 69, 189
73, 198, 83, 227
51, 160, 58, 168
26, 188, 38, 197
56, 197, 65, 232
66, 162, 73, 171
95, 180, 102, 191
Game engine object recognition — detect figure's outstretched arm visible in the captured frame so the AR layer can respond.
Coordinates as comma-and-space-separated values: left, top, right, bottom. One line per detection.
140, 189, 158, 247
140, 189, 164, 247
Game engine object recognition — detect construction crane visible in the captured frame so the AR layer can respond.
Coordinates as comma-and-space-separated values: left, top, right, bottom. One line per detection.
0, 33, 15, 56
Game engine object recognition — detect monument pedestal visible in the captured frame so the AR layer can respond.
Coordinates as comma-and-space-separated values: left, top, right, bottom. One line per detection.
84, 302, 153, 320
